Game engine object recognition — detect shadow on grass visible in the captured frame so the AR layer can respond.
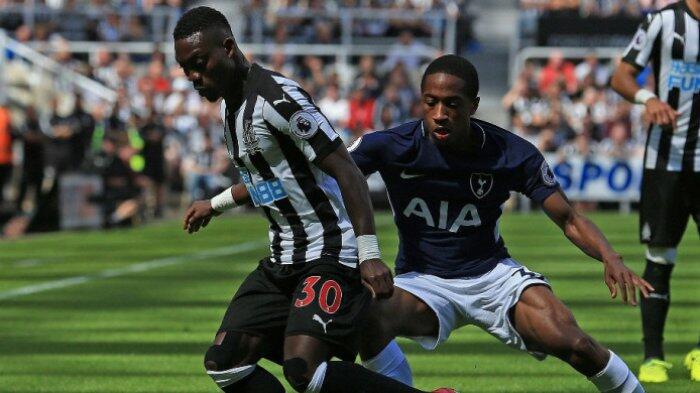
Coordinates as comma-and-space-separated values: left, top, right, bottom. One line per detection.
401, 340, 695, 357
2, 339, 694, 357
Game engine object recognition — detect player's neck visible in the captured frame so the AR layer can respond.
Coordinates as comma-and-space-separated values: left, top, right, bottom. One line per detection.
686, 0, 700, 19
223, 58, 251, 110
439, 126, 482, 156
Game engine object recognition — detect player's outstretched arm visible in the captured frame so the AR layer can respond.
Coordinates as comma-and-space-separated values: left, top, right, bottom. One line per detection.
611, 62, 679, 127
542, 189, 654, 306
183, 183, 249, 234
316, 144, 394, 299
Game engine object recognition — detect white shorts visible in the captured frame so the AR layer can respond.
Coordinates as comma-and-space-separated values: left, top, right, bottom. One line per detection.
394, 258, 549, 360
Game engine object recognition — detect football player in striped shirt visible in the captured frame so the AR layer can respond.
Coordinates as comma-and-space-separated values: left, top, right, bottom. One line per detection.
612, 0, 700, 383
175, 6, 455, 393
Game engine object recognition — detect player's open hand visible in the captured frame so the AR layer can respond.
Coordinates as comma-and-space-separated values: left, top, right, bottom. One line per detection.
645, 98, 680, 129
359, 259, 394, 299
603, 254, 654, 306
183, 200, 221, 234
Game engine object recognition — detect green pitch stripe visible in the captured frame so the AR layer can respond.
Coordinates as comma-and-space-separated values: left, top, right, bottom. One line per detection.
0, 240, 266, 301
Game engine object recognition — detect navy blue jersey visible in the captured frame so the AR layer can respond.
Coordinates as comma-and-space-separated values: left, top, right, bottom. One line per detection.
349, 118, 559, 278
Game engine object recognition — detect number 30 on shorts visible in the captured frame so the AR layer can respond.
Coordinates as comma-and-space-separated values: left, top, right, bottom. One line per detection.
294, 276, 343, 314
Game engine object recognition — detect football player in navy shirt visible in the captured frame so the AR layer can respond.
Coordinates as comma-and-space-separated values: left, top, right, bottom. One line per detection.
351, 55, 651, 393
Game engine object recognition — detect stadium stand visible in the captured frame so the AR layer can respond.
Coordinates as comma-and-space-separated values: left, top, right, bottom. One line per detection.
0, 0, 672, 236
0, 1, 474, 236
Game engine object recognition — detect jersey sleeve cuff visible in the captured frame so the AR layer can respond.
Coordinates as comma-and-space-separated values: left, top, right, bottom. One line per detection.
528, 186, 558, 204
621, 57, 646, 71
311, 138, 343, 165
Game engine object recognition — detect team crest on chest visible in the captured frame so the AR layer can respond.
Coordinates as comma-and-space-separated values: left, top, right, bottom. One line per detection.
242, 118, 261, 154
469, 173, 493, 199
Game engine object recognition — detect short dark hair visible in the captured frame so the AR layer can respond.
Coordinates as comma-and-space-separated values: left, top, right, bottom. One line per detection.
421, 55, 479, 100
173, 6, 232, 41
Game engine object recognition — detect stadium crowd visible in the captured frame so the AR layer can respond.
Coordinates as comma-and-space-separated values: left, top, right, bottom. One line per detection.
0, 0, 472, 44
0, 1, 648, 237
519, 0, 678, 16
0, 9, 460, 236
502, 50, 647, 161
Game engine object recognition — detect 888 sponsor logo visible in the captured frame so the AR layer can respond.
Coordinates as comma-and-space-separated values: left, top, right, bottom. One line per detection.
239, 170, 288, 206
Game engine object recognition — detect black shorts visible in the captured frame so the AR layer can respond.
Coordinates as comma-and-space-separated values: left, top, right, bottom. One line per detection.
217, 257, 371, 363
640, 170, 700, 247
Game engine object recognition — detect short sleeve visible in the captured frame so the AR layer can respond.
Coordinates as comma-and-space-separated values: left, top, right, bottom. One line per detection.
261, 78, 341, 164
520, 151, 559, 203
347, 133, 386, 176
622, 13, 662, 69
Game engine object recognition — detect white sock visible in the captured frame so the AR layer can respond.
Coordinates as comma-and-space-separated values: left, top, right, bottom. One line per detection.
305, 361, 327, 393
589, 351, 645, 393
362, 340, 413, 386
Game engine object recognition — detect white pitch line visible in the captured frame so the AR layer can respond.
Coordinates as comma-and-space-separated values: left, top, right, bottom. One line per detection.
0, 241, 265, 301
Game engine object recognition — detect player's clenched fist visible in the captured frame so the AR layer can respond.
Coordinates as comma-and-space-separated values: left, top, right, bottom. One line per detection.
359, 258, 394, 299
183, 200, 221, 234
645, 98, 680, 128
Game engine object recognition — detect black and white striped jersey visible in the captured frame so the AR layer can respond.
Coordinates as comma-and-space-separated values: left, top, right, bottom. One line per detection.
623, 1, 700, 172
220, 64, 358, 266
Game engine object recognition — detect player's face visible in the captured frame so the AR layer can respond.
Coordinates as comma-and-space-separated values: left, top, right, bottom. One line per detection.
421, 73, 479, 150
175, 31, 237, 102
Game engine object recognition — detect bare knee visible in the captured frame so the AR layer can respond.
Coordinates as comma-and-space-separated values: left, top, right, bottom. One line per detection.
546, 326, 598, 360
204, 331, 259, 371
283, 357, 317, 392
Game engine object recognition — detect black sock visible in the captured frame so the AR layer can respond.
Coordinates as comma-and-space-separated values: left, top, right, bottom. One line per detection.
221, 366, 285, 393
640, 260, 674, 360
319, 361, 427, 393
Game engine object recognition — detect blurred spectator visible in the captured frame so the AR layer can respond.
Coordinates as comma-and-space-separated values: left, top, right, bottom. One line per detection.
46, 97, 81, 174
539, 50, 577, 94
139, 111, 167, 217
348, 88, 376, 138
0, 103, 13, 208
97, 11, 122, 42
318, 84, 350, 136
16, 106, 45, 213
386, 64, 417, 114
373, 84, 406, 129
354, 55, 382, 98
574, 53, 612, 87
267, 50, 296, 77
381, 30, 429, 72
182, 131, 228, 202
92, 47, 118, 87
96, 135, 143, 228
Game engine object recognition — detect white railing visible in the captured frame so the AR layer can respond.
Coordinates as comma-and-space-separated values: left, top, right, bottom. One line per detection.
1, 5, 458, 55
0, 4, 180, 43
25, 41, 442, 69
0, 29, 117, 103
510, 46, 624, 85
266, 6, 458, 53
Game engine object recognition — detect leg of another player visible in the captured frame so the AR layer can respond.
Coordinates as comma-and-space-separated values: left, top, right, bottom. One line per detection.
640, 247, 675, 361
284, 334, 431, 393
638, 247, 675, 382
204, 330, 285, 393
359, 287, 441, 386
512, 285, 644, 393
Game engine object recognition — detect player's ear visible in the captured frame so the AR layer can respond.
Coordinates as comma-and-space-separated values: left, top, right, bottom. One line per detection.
470, 97, 480, 116
223, 37, 236, 58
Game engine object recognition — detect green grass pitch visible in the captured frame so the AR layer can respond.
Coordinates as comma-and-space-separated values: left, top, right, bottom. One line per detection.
0, 212, 697, 392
